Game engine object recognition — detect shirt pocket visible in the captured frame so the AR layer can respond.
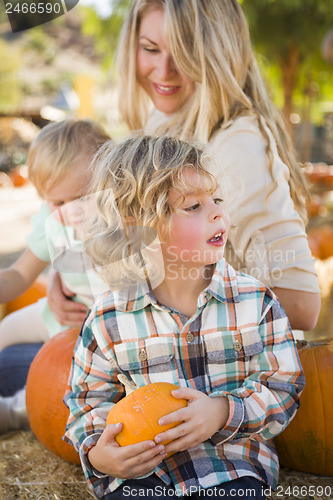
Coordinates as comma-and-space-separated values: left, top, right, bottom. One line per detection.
203, 328, 263, 391
114, 336, 176, 387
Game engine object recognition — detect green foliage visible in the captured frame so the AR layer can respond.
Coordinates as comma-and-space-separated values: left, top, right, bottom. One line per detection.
0, 39, 21, 113
22, 27, 56, 65
242, 0, 333, 56
23, 28, 49, 53
258, 43, 333, 118
80, 0, 132, 71
242, 0, 333, 116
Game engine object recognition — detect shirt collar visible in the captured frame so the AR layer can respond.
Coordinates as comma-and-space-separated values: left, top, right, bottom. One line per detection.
114, 281, 157, 312
205, 259, 240, 304
114, 259, 240, 312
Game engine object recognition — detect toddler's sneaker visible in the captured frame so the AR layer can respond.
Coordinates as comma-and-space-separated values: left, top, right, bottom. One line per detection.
0, 387, 30, 434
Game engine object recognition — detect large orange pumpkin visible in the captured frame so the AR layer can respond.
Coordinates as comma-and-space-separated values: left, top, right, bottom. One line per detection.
107, 378, 187, 451
275, 339, 333, 475
26, 328, 81, 464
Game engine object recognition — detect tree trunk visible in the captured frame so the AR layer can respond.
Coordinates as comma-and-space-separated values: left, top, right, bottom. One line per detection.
280, 44, 300, 128
321, 26, 333, 65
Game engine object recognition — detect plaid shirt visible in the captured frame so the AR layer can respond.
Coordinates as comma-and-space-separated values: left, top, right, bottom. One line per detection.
64, 259, 304, 499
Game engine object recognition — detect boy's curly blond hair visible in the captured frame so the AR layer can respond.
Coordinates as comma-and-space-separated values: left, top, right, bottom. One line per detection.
85, 134, 217, 290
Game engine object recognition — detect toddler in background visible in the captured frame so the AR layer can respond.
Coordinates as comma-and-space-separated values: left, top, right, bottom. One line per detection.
0, 119, 110, 432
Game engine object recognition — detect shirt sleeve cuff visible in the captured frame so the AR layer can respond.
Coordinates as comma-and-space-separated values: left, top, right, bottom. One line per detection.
208, 392, 244, 446
80, 432, 108, 479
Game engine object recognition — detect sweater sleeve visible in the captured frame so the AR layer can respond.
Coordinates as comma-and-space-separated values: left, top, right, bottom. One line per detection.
209, 115, 319, 293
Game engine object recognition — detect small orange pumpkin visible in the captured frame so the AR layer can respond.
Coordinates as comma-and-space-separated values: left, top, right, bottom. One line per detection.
305, 195, 323, 218
304, 164, 333, 187
8, 166, 29, 187
307, 226, 333, 261
26, 328, 81, 464
275, 339, 333, 475
4, 278, 47, 317
107, 377, 187, 450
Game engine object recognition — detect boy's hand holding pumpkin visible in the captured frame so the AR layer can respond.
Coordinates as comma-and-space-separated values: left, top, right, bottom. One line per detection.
87, 422, 167, 479
154, 388, 229, 455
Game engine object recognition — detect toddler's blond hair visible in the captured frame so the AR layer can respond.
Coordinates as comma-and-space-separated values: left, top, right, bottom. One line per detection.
28, 119, 110, 196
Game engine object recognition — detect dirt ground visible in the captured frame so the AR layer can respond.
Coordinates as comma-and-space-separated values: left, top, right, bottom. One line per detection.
1, 430, 333, 500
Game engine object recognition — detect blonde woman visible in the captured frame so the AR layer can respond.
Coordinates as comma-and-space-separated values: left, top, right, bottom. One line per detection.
49, 0, 320, 331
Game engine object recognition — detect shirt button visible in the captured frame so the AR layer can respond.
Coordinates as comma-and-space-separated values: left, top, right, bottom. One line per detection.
138, 349, 148, 361
234, 341, 243, 352
186, 332, 194, 343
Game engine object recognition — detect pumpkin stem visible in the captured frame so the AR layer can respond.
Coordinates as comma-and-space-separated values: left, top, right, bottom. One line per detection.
117, 374, 138, 395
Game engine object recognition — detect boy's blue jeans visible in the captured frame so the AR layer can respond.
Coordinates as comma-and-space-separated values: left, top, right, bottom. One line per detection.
105, 475, 266, 499
0, 343, 42, 396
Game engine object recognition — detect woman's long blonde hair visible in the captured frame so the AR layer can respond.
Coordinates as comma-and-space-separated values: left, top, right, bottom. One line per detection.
85, 134, 216, 289
116, 0, 308, 221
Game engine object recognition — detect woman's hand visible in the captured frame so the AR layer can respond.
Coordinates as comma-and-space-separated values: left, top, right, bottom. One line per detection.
47, 270, 87, 327
88, 423, 167, 479
154, 388, 229, 455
